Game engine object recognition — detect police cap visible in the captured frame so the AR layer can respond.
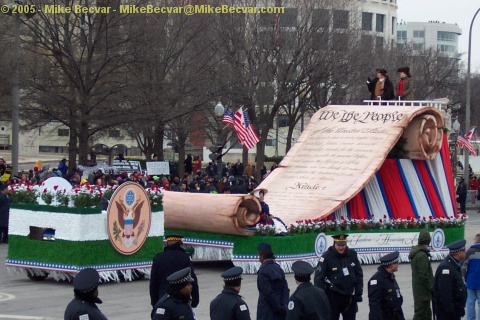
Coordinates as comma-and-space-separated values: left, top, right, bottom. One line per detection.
73, 268, 99, 294
165, 233, 184, 242
292, 260, 314, 282
167, 267, 194, 286
332, 234, 349, 246
380, 251, 400, 266
257, 242, 272, 252
447, 239, 466, 253
221, 266, 243, 287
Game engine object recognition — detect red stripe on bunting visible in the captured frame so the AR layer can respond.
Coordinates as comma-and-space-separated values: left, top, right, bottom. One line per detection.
413, 160, 447, 218
377, 159, 416, 219
440, 133, 459, 216
348, 192, 369, 219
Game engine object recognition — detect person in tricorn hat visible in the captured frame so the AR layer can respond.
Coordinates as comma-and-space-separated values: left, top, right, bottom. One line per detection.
256, 242, 290, 320
151, 267, 196, 320
314, 234, 363, 320
368, 251, 405, 320
64, 268, 108, 320
396, 67, 414, 100
149, 234, 199, 308
366, 68, 395, 101
287, 261, 331, 320
210, 266, 251, 320
433, 239, 467, 320
409, 230, 433, 320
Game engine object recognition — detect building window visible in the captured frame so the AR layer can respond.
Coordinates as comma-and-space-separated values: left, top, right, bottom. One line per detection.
437, 31, 457, 42
277, 115, 289, 127
259, 13, 276, 27
312, 31, 329, 51
281, 8, 298, 27
437, 44, 455, 52
266, 139, 277, 147
397, 30, 406, 41
312, 8, 329, 29
375, 37, 384, 52
413, 42, 425, 51
333, 10, 349, 29
58, 129, 69, 137
391, 17, 396, 35
332, 33, 349, 51
376, 14, 385, 33
413, 30, 425, 38
361, 34, 373, 47
108, 129, 121, 138
362, 12, 373, 31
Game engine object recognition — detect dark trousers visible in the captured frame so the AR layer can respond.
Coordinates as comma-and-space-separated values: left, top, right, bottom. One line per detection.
327, 290, 357, 320
0, 226, 8, 243
413, 300, 432, 320
458, 195, 467, 213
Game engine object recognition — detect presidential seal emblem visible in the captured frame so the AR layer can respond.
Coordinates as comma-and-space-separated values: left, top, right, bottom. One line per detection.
315, 233, 328, 257
431, 228, 445, 252
107, 182, 151, 255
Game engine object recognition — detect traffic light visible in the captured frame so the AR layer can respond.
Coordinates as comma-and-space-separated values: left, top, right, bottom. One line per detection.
208, 145, 223, 161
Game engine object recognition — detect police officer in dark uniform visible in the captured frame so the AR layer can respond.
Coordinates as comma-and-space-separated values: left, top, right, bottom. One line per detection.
287, 260, 331, 320
64, 268, 108, 320
210, 266, 251, 320
151, 267, 196, 320
150, 234, 199, 307
314, 234, 363, 320
433, 239, 467, 320
367, 251, 404, 320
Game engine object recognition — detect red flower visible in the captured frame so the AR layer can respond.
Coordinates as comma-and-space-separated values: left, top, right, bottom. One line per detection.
383, 215, 387, 219
267, 220, 273, 225
379, 219, 383, 223
43, 188, 47, 193
53, 185, 58, 191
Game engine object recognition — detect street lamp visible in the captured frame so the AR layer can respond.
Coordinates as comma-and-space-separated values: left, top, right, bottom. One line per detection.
464, 7, 480, 186
3, 1, 22, 176
452, 118, 461, 181
213, 102, 224, 183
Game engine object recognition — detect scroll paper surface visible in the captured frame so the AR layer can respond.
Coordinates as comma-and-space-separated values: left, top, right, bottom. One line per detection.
258, 105, 444, 224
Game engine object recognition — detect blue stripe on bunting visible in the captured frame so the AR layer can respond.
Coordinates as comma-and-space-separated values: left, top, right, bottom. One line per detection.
375, 172, 393, 218
396, 159, 420, 218
412, 161, 436, 218
361, 190, 371, 219
423, 160, 447, 217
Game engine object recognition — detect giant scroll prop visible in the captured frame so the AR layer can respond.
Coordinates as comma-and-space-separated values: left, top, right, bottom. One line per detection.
163, 192, 261, 236
257, 105, 444, 224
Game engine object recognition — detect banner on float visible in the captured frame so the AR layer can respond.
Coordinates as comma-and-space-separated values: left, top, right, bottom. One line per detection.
314, 229, 446, 257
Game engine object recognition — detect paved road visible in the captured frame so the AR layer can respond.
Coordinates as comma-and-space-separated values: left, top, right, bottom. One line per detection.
1, 213, 478, 320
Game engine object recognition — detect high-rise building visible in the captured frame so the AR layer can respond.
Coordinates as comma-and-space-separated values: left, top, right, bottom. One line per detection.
358, 0, 398, 50
396, 21, 462, 58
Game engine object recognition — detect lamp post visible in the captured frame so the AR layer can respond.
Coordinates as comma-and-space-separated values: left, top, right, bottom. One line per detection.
464, 7, 480, 185
213, 102, 225, 183
3, 1, 22, 176
452, 118, 461, 181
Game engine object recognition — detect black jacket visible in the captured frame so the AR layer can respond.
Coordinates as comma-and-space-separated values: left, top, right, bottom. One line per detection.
0, 191, 10, 228
210, 288, 251, 320
314, 246, 363, 297
286, 282, 331, 320
151, 294, 195, 320
149, 242, 199, 307
64, 296, 108, 320
367, 77, 395, 100
367, 266, 404, 320
257, 259, 290, 320
433, 255, 467, 319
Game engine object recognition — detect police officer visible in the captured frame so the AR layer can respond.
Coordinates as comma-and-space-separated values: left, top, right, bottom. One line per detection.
367, 251, 404, 320
314, 234, 363, 320
287, 260, 331, 320
433, 239, 467, 320
151, 267, 196, 320
257, 242, 290, 320
64, 268, 108, 320
150, 234, 199, 307
210, 266, 251, 320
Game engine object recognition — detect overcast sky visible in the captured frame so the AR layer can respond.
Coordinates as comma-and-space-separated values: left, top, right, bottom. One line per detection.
397, 0, 480, 72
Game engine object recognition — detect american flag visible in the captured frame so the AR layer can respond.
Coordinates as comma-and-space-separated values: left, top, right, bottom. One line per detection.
465, 127, 476, 141
222, 109, 235, 125
458, 133, 477, 156
233, 107, 260, 150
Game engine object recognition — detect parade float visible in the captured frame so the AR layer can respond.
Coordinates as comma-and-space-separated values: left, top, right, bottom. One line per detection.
5, 103, 465, 279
